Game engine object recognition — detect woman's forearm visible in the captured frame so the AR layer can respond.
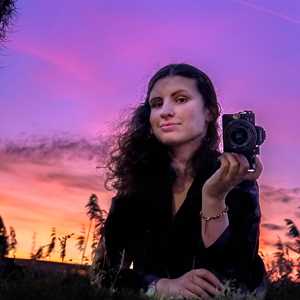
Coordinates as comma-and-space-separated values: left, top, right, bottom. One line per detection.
201, 195, 229, 248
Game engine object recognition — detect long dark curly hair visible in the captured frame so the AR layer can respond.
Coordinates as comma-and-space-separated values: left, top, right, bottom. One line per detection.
103, 63, 222, 198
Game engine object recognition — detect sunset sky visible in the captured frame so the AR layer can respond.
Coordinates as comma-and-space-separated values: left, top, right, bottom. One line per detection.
1, 0, 300, 265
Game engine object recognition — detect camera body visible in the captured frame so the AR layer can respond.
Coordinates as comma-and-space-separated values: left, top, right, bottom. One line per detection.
222, 110, 266, 171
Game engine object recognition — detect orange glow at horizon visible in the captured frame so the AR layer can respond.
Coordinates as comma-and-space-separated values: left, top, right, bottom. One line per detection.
1, 144, 300, 277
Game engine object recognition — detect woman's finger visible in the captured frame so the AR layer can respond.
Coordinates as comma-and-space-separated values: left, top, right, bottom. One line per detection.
217, 154, 230, 177
223, 152, 240, 181
195, 269, 224, 290
244, 156, 263, 181
230, 153, 249, 176
190, 276, 221, 297
180, 286, 203, 299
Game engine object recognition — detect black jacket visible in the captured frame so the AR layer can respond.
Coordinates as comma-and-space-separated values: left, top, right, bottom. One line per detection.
90, 159, 266, 293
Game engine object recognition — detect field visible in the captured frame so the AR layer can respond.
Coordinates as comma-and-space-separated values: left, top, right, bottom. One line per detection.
1, 258, 300, 300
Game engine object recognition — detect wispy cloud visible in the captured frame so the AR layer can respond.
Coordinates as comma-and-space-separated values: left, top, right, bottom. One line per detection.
260, 184, 300, 204
0, 133, 111, 165
11, 40, 93, 81
0, 134, 114, 261
259, 184, 300, 256
0, 134, 113, 210
37, 172, 103, 192
261, 223, 285, 231
233, 0, 300, 24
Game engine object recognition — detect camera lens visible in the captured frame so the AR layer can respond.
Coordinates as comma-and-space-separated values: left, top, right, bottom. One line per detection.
231, 128, 248, 145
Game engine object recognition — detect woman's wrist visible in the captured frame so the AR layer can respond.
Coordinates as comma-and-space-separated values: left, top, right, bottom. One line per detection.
155, 278, 170, 297
201, 193, 227, 222
202, 193, 226, 210
202, 187, 227, 200
145, 278, 164, 297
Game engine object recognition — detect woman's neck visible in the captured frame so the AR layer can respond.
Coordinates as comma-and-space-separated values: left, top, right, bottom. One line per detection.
171, 157, 194, 193
169, 141, 200, 180
172, 161, 192, 180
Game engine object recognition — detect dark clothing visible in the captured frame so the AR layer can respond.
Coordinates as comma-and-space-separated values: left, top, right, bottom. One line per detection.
90, 158, 266, 294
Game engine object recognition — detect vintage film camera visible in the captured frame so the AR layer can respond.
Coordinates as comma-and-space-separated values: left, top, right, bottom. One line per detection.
222, 110, 266, 172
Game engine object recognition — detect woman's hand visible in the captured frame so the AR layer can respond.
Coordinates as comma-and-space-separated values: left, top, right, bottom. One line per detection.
155, 269, 224, 299
202, 153, 263, 202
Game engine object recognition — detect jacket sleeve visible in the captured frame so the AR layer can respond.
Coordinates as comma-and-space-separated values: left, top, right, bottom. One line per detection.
205, 180, 264, 287
89, 194, 161, 293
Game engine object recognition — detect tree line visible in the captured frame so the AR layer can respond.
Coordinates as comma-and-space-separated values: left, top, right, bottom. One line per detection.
0, 193, 108, 264
1, 192, 300, 283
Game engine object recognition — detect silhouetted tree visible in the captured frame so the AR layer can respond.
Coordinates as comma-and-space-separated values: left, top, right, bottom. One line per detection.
30, 232, 37, 259
30, 229, 56, 261
284, 219, 300, 279
0, 215, 8, 258
31, 245, 45, 260
0, 0, 17, 43
284, 219, 300, 253
91, 225, 98, 259
76, 224, 87, 263
8, 226, 17, 258
94, 201, 108, 239
271, 236, 294, 281
58, 233, 74, 262
45, 227, 56, 260
82, 194, 102, 264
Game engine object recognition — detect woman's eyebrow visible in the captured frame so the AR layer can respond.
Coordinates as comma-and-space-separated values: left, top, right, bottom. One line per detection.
149, 89, 189, 103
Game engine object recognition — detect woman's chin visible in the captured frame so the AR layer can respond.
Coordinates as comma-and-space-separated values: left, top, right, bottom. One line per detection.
159, 137, 185, 147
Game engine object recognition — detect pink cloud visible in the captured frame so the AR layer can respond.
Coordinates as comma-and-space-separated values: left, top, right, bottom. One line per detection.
11, 39, 92, 81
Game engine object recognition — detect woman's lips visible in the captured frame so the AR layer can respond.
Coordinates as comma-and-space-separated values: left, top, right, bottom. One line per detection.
160, 124, 180, 131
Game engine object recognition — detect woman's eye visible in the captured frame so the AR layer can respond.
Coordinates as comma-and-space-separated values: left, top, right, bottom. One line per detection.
150, 102, 161, 108
150, 97, 187, 108
176, 97, 187, 103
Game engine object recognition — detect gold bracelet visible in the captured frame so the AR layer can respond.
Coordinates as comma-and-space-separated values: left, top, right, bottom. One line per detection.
200, 206, 229, 222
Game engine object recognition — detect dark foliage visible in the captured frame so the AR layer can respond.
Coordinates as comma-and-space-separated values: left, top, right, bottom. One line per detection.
8, 226, 17, 258
0, 215, 8, 258
0, 261, 299, 300
58, 233, 74, 262
45, 227, 56, 259
285, 219, 300, 239
0, 0, 17, 43
265, 277, 300, 300
84, 193, 108, 264
0, 262, 148, 300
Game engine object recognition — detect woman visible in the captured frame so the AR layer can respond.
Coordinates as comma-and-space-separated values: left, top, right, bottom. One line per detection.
90, 63, 267, 299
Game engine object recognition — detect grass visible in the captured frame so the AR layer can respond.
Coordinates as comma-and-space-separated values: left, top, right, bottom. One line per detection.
0, 259, 300, 300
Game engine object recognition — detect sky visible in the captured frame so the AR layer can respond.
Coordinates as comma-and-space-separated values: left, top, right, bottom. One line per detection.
0, 0, 300, 266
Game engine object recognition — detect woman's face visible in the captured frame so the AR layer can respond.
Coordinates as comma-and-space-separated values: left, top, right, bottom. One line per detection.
148, 75, 212, 147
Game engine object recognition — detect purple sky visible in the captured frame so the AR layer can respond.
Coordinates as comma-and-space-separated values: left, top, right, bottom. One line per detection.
1, 0, 299, 186
1, 0, 300, 261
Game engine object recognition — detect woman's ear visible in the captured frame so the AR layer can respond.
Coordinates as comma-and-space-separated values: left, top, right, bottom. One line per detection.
205, 110, 213, 123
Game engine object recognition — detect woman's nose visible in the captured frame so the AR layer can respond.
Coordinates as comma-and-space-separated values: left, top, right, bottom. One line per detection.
160, 102, 175, 117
